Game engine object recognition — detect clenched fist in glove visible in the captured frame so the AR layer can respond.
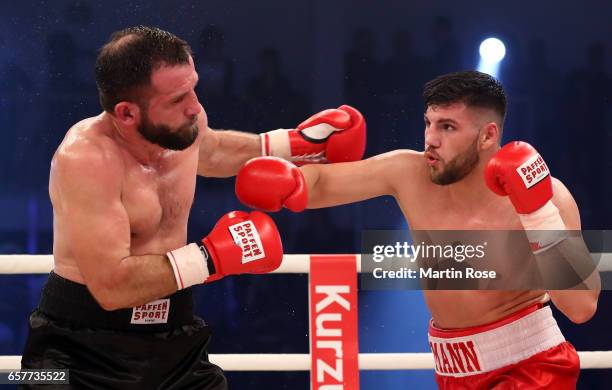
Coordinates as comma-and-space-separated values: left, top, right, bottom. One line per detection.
261, 105, 366, 165
485, 141, 566, 251
235, 156, 307, 212
166, 210, 283, 289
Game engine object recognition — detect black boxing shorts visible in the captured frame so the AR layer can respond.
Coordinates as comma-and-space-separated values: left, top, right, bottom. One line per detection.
20, 272, 227, 389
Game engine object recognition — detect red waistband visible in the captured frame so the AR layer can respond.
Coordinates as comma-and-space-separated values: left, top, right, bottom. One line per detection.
429, 303, 543, 338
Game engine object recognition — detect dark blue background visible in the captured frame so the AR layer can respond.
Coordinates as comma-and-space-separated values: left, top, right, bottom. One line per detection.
1, 1, 610, 388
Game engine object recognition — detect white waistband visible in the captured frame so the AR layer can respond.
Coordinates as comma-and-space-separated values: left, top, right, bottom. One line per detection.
428, 306, 565, 377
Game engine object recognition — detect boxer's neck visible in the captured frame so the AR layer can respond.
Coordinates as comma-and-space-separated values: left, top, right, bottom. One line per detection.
445, 162, 497, 212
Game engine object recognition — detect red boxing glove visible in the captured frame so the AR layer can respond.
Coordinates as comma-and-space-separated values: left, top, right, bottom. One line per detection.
235, 156, 307, 212
166, 211, 283, 288
261, 105, 366, 165
485, 141, 552, 214
485, 141, 566, 251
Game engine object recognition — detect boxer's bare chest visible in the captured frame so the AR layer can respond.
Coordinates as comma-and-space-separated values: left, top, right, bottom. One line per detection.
395, 182, 547, 328
121, 149, 198, 246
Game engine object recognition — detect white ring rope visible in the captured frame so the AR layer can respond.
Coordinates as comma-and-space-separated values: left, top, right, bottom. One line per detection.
1, 352, 611, 371
1, 253, 611, 274
0, 254, 326, 274
1, 254, 611, 371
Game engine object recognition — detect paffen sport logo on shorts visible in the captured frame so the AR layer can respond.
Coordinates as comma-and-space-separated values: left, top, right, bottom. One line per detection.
229, 220, 266, 264
516, 153, 549, 189
131, 299, 170, 324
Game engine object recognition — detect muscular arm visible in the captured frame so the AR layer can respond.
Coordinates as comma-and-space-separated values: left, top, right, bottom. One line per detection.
301, 150, 417, 208
197, 126, 261, 177
51, 145, 178, 310
547, 178, 600, 323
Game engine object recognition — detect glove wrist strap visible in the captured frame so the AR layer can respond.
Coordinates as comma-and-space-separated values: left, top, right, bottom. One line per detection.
519, 200, 568, 253
261, 129, 291, 158
166, 243, 211, 290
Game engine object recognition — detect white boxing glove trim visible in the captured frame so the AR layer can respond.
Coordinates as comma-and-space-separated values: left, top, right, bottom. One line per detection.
166, 243, 210, 290
299, 123, 339, 141
261, 129, 291, 158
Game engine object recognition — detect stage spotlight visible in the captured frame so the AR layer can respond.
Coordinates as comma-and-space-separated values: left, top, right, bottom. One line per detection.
479, 38, 506, 63
477, 37, 506, 77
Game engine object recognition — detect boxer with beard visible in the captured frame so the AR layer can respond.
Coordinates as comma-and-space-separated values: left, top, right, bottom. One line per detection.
236, 71, 600, 389
21, 26, 366, 389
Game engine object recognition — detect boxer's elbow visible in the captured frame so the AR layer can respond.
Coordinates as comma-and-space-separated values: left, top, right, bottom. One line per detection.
96, 294, 123, 311
568, 300, 597, 324
92, 287, 128, 311
89, 288, 123, 311
551, 289, 599, 324
561, 298, 598, 324
88, 269, 132, 311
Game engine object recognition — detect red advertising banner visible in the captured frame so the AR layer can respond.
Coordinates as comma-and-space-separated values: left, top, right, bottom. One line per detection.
309, 255, 359, 390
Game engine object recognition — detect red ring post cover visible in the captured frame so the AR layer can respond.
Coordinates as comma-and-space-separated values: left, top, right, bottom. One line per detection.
309, 255, 359, 389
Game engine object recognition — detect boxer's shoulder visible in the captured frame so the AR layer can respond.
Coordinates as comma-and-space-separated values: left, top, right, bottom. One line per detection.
51, 115, 124, 186
384, 149, 437, 190
378, 149, 428, 175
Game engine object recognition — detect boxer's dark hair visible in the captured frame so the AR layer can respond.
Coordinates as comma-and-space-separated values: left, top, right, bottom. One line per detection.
95, 26, 192, 113
423, 70, 506, 128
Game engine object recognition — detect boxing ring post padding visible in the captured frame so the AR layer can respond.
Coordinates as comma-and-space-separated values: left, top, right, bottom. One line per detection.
2, 352, 612, 371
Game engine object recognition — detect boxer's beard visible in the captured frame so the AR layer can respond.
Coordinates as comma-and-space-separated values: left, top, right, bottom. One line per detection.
430, 136, 479, 185
138, 111, 199, 151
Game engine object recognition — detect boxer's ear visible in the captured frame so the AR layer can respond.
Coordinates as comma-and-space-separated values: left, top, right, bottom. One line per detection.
480, 122, 500, 151
113, 101, 141, 126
